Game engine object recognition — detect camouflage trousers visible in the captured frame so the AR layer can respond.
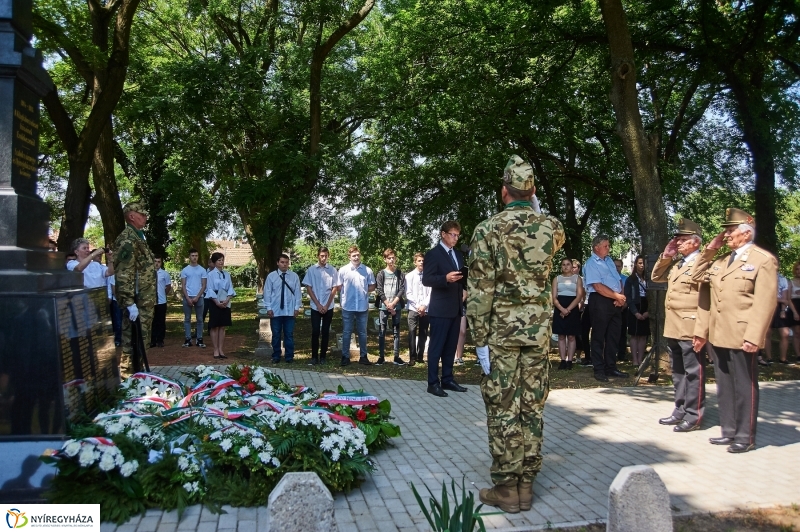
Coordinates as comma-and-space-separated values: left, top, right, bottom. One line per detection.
120, 302, 154, 378
480, 342, 550, 487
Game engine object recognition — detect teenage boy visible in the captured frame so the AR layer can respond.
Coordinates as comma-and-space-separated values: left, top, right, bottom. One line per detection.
180, 249, 208, 347
376, 248, 407, 365
151, 257, 172, 348
302, 247, 339, 365
264, 254, 303, 363
338, 246, 376, 366
406, 252, 431, 366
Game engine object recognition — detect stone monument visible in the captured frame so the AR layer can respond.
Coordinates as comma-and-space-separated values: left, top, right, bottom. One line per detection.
0, 0, 118, 501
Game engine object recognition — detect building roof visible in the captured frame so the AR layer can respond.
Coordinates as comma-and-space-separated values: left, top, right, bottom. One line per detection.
210, 239, 255, 267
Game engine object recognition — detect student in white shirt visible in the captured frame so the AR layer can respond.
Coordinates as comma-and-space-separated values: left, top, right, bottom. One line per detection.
406, 252, 431, 366
207, 253, 236, 360
264, 254, 302, 363
150, 257, 173, 348
180, 248, 208, 348
302, 246, 339, 365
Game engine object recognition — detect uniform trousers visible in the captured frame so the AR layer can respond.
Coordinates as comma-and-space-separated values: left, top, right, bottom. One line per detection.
151, 303, 167, 344
480, 343, 549, 486
407, 310, 429, 362
667, 338, 706, 425
588, 293, 622, 376
121, 301, 154, 378
711, 346, 759, 445
310, 309, 333, 361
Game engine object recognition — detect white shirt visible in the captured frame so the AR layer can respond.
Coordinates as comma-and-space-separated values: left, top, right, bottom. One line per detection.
207, 269, 236, 308
107, 275, 115, 300
264, 269, 302, 316
180, 264, 208, 297
156, 269, 172, 305
405, 269, 431, 312
67, 260, 108, 289
302, 263, 340, 311
338, 262, 375, 312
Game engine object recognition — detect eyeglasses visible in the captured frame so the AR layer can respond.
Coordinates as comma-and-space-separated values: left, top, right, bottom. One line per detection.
444, 232, 460, 239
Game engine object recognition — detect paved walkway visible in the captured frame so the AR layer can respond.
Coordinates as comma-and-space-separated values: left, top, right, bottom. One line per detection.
101, 366, 800, 532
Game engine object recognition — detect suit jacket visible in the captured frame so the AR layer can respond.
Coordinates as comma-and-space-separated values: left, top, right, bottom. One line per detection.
691, 244, 777, 349
651, 254, 710, 341
422, 243, 464, 319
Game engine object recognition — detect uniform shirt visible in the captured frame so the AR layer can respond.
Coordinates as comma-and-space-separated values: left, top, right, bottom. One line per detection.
180, 264, 208, 298
156, 269, 172, 305
651, 249, 707, 341
467, 202, 566, 347
263, 269, 302, 316
405, 269, 431, 312
584, 253, 622, 294
112, 224, 157, 308
207, 269, 236, 308
338, 262, 375, 312
67, 260, 108, 289
302, 263, 340, 311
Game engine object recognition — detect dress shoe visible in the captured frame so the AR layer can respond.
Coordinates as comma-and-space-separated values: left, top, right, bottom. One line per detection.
557, 360, 567, 370
727, 443, 755, 453
517, 481, 533, 511
340, 357, 351, 367
594, 374, 609, 382
479, 484, 520, 514
567, 361, 573, 370
709, 437, 734, 445
580, 358, 593, 366
359, 357, 373, 366
606, 369, 629, 378
426, 384, 448, 397
408, 360, 416, 367
673, 420, 700, 432
442, 381, 467, 392
659, 415, 682, 425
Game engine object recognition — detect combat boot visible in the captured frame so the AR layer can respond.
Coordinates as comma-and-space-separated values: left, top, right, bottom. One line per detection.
479, 484, 519, 513
517, 481, 533, 511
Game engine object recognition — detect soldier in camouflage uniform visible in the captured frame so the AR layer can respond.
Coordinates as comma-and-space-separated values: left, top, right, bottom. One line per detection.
112, 202, 157, 378
467, 155, 565, 513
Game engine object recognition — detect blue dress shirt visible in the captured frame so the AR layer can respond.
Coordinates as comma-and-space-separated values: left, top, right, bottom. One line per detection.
584, 253, 622, 293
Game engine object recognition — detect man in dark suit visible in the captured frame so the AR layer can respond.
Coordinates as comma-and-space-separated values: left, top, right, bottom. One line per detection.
422, 220, 469, 397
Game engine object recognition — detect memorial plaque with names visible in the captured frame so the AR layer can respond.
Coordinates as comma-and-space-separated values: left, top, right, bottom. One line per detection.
11, 81, 39, 194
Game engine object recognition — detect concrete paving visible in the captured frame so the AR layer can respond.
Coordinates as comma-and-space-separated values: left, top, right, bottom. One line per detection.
100, 366, 800, 531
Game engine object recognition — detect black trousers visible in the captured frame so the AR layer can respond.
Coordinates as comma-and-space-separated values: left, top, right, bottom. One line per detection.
151, 303, 168, 344
588, 293, 621, 376
580, 304, 592, 359
711, 346, 759, 445
617, 314, 628, 360
667, 338, 706, 425
427, 316, 459, 386
310, 309, 333, 360
203, 297, 212, 333
408, 310, 430, 362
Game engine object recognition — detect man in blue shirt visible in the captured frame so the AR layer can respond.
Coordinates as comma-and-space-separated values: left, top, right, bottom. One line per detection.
584, 235, 629, 382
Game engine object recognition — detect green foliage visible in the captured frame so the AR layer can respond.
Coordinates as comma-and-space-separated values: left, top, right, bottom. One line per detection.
228, 262, 260, 289
411, 477, 496, 532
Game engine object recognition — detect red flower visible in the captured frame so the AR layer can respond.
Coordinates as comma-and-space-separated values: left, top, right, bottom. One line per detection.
370, 406, 378, 414
239, 377, 248, 385
356, 409, 367, 421
248, 383, 256, 393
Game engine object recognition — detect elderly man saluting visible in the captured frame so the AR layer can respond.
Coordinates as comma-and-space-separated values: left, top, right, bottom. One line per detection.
692, 208, 777, 453
651, 219, 710, 433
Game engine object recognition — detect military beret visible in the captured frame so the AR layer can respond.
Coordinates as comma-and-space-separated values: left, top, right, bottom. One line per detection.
503, 155, 535, 191
123, 201, 148, 217
721, 207, 754, 227
674, 218, 702, 237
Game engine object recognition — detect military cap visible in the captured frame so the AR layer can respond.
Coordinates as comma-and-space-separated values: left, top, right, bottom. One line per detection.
123, 201, 148, 217
502, 155, 535, 191
674, 218, 702, 237
721, 207, 754, 227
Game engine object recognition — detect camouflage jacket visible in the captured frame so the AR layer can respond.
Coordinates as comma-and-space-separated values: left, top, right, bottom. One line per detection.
112, 224, 157, 308
467, 203, 565, 347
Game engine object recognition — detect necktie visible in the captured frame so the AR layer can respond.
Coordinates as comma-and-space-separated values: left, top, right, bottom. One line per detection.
677, 259, 685, 269
448, 249, 458, 269
727, 251, 737, 267
280, 272, 286, 310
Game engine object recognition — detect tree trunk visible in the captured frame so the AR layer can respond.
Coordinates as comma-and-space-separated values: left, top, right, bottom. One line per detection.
92, 118, 125, 244
57, 159, 93, 252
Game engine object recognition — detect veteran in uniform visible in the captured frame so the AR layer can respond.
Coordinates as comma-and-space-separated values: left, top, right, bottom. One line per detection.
112, 202, 157, 378
651, 219, 710, 432
692, 208, 777, 453
467, 155, 565, 513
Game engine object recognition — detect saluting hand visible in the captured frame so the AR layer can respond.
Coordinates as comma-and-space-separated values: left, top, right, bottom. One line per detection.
707, 230, 726, 250
663, 238, 679, 258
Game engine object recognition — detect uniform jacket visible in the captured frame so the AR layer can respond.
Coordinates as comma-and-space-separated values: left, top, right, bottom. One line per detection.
651, 254, 710, 340
691, 244, 777, 349
422, 244, 464, 319
466, 204, 565, 347
112, 224, 156, 309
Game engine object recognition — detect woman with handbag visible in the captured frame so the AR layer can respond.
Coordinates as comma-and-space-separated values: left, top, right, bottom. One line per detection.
207, 252, 236, 360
